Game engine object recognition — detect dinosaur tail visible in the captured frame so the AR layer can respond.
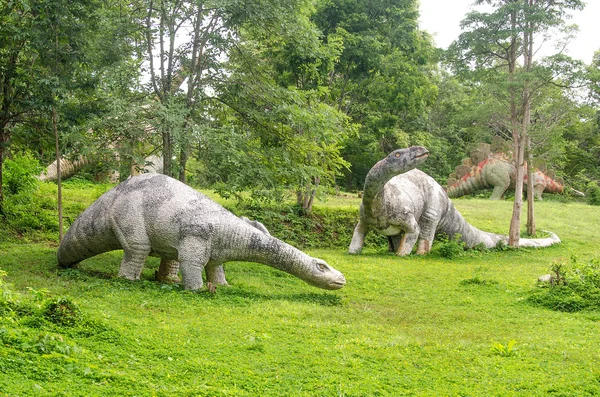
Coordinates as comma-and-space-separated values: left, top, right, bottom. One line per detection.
446, 166, 489, 198
57, 199, 121, 267
518, 231, 561, 248
39, 156, 89, 182
542, 175, 564, 194
439, 202, 505, 248
440, 202, 561, 249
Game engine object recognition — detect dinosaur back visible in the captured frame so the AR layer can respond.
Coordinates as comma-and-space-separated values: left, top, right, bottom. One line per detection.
446, 157, 494, 198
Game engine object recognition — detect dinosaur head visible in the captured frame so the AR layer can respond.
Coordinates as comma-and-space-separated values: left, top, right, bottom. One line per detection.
362, 146, 429, 206
299, 258, 346, 290
383, 146, 429, 173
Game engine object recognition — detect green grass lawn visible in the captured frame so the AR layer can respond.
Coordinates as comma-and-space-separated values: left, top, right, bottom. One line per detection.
1, 188, 600, 396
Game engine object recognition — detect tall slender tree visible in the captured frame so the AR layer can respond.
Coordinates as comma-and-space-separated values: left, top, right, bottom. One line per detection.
450, 0, 584, 246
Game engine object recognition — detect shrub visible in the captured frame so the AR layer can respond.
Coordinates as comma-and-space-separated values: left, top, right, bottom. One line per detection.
586, 181, 600, 206
437, 233, 465, 259
229, 202, 387, 249
528, 256, 600, 312
42, 297, 82, 327
2, 154, 41, 196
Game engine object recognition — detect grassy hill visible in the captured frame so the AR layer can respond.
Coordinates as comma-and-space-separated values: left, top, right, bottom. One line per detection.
1, 181, 599, 396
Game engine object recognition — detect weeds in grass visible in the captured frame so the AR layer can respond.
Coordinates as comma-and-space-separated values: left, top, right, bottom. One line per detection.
491, 340, 517, 357
459, 277, 499, 287
437, 234, 465, 259
42, 297, 82, 327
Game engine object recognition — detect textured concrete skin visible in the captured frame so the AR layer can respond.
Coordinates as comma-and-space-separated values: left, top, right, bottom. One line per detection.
349, 149, 561, 255
57, 174, 346, 291
348, 146, 429, 254
446, 153, 565, 200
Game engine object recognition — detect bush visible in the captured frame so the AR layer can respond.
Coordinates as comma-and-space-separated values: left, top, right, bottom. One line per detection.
437, 233, 465, 259
2, 154, 41, 196
528, 256, 600, 312
42, 297, 82, 327
586, 181, 600, 206
229, 202, 388, 249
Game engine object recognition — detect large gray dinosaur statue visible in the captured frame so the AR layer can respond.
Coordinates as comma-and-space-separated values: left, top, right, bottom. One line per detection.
348, 148, 561, 255
58, 174, 346, 291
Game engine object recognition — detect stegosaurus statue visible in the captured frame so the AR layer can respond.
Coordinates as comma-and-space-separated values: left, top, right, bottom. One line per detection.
446, 137, 579, 200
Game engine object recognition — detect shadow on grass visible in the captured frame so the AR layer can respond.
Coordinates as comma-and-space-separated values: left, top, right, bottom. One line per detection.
218, 288, 343, 307
58, 267, 116, 281
58, 268, 343, 307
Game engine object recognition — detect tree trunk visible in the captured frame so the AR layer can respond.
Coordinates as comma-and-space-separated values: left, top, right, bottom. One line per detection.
162, 128, 173, 177
509, 135, 525, 246
524, 0, 535, 236
178, 143, 188, 182
53, 107, 63, 242
0, 126, 7, 219
507, 7, 522, 247
526, 136, 536, 235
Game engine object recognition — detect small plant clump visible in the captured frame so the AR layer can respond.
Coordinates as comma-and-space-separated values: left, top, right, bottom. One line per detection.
528, 256, 600, 312
42, 297, 82, 327
491, 340, 517, 357
437, 233, 465, 259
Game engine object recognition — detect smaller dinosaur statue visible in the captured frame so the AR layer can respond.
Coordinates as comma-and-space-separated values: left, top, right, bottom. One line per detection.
349, 149, 561, 255
39, 154, 163, 182
348, 146, 430, 253
58, 174, 346, 291
39, 156, 91, 182
446, 139, 581, 200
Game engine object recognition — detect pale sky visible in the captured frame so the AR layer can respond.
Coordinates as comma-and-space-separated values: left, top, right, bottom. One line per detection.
419, 0, 600, 64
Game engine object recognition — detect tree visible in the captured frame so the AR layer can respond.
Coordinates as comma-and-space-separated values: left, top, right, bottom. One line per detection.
201, 6, 354, 210
0, 0, 104, 227
312, 0, 438, 191
450, 0, 584, 246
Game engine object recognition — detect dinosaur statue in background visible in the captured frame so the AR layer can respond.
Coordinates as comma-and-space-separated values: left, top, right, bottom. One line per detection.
39, 154, 163, 182
446, 138, 582, 200
348, 146, 430, 253
39, 156, 91, 182
58, 173, 346, 291
349, 148, 561, 255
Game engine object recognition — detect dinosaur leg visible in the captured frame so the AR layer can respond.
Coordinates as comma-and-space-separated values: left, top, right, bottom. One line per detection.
388, 235, 402, 252
111, 218, 151, 281
349, 220, 369, 254
177, 237, 210, 291
205, 262, 228, 286
416, 211, 439, 255
118, 242, 151, 281
396, 232, 418, 256
393, 215, 419, 256
533, 184, 544, 200
490, 184, 508, 200
156, 259, 181, 283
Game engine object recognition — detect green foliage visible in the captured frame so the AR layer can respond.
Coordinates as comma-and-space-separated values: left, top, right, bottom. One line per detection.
230, 202, 385, 249
586, 181, 600, 206
437, 233, 465, 259
0, 269, 86, 359
528, 256, 600, 312
201, 83, 355, 205
459, 277, 498, 287
491, 340, 517, 357
42, 297, 81, 327
312, 0, 439, 190
2, 155, 41, 196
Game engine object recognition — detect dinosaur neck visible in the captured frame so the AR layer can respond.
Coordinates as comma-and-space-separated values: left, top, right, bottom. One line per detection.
216, 224, 313, 277
362, 161, 402, 214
